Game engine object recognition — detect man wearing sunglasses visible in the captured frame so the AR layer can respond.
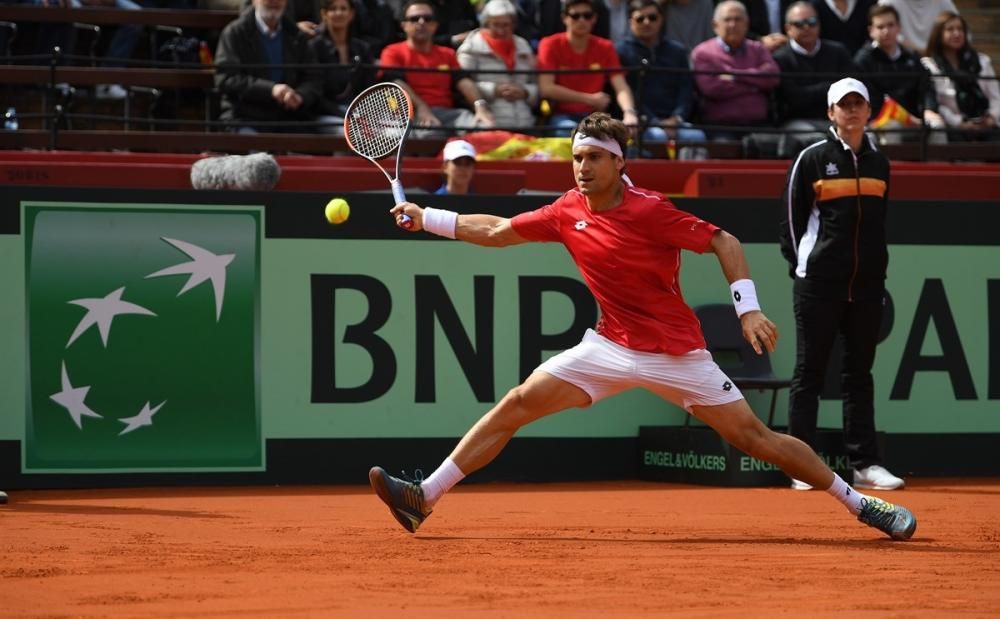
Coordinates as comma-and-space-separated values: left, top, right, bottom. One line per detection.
379, 0, 496, 135
536, 0, 639, 136
616, 0, 707, 157
773, 1, 858, 158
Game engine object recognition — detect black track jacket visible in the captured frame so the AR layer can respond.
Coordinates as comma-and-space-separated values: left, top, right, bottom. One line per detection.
779, 127, 890, 300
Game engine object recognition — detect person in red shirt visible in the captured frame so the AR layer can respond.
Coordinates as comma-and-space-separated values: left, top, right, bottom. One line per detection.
379, 0, 495, 134
369, 112, 918, 543
536, 0, 639, 136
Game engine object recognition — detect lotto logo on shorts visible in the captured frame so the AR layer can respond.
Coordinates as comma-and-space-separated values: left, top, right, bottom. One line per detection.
23, 204, 262, 472
722, 381, 732, 391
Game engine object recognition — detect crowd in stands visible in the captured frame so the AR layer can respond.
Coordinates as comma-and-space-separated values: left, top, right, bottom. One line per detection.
2, 0, 999, 156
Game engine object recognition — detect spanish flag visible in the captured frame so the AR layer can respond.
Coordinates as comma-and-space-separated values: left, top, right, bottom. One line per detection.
870, 95, 920, 129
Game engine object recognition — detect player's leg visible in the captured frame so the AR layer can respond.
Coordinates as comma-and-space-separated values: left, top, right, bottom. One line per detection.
370, 329, 632, 532
446, 371, 591, 476
691, 399, 916, 540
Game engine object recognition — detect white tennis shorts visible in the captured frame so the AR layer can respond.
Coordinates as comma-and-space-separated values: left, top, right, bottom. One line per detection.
536, 329, 744, 412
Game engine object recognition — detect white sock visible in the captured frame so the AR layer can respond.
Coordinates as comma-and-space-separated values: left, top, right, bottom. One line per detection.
421, 458, 465, 507
826, 473, 865, 515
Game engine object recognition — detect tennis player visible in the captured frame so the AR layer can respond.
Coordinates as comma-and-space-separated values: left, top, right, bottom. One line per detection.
371, 112, 917, 541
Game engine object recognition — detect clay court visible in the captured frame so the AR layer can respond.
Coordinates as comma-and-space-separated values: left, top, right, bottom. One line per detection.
3, 478, 999, 617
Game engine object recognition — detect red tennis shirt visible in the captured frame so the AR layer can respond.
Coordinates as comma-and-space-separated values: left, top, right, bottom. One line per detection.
511, 186, 719, 354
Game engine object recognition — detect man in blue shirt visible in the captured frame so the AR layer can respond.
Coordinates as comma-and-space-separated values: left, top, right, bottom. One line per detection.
615, 0, 707, 158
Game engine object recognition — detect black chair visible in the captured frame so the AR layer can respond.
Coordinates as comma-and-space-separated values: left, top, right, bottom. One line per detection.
692, 303, 791, 427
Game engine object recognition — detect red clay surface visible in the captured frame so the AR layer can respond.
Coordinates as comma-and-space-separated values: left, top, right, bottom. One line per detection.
2, 479, 999, 617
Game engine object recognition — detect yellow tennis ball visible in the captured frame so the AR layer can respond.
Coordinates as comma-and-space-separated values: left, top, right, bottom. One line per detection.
325, 197, 350, 224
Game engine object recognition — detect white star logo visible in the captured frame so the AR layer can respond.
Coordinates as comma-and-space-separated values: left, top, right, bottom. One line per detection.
66, 287, 157, 348
146, 238, 235, 321
118, 400, 166, 436
49, 362, 102, 429
575, 220, 587, 230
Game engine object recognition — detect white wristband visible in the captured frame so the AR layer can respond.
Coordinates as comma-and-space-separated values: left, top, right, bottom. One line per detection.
730, 279, 761, 317
422, 207, 458, 239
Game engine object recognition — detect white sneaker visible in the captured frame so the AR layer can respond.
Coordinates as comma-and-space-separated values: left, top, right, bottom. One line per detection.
790, 478, 812, 490
95, 84, 128, 100
853, 465, 905, 490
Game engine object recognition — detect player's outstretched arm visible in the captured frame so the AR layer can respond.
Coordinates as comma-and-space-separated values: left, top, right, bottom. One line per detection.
390, 203, 528, 247
708, 230, 779, 354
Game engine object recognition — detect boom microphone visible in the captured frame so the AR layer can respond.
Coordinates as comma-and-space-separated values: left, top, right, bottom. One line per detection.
190, 153, 282, 191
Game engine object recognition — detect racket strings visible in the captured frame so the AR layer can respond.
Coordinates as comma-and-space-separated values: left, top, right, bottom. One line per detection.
346, 86, 410, 160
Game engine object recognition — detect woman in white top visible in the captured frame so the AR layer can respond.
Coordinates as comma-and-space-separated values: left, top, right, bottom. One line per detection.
920, 10, 1000, 141
457, 0, 538, 129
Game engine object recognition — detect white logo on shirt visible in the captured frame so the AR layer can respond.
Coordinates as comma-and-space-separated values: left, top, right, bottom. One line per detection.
825, 162, 839, 176
575, 220, 587, 230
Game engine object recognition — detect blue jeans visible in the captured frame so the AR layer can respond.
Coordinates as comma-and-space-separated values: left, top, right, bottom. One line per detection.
548, 113, 587, 137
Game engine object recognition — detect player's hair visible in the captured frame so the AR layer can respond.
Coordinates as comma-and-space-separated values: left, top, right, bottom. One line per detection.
573, 113, 629, 157
867, 3, 899, 26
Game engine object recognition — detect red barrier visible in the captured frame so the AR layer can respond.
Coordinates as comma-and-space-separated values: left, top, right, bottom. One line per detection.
1, 151, 997, 198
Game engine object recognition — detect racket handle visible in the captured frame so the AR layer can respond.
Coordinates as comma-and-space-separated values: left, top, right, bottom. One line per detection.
391, 179, 412, 228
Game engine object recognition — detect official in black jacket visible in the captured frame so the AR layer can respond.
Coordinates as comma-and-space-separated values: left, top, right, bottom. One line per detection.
215, 0, 325, 133
778, 77, 904, 492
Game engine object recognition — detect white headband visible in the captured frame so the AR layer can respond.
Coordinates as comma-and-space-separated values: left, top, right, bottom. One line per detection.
571, 131, 633, 186
572, 132, 624, 158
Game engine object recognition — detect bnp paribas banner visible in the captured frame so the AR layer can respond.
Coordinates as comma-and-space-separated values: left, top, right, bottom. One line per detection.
24, 204, 261, 472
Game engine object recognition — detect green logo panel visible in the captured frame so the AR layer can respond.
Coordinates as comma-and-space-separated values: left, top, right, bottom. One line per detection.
25, 205, 261, 471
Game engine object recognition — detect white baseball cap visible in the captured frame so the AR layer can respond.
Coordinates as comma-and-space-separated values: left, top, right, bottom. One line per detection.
827, 77, 870, 107
442, 139, 477, 162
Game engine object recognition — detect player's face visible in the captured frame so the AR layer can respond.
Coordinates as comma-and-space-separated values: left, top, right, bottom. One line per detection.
828, 92, 871, 132
572, 145, 623, 195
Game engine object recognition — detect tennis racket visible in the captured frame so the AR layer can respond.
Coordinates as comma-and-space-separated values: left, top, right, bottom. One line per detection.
343, 82, 415, 227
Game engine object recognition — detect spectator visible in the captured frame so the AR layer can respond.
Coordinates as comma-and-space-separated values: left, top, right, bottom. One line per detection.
877, 0, 957, 54
922, 11, 1000, 142
690, 0, 780, 140
380, 0, 495, 135
435, 139, 477, 195
773, 1, 857, 158
616, 0, 706, 157
458, 0, 538, 130
811, 0, 875, 55
536, 0, 638, 136
746, 0, 791, 52
854, 4, 945, 144
310, 0, 377, 127
215, 0, 327, 133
